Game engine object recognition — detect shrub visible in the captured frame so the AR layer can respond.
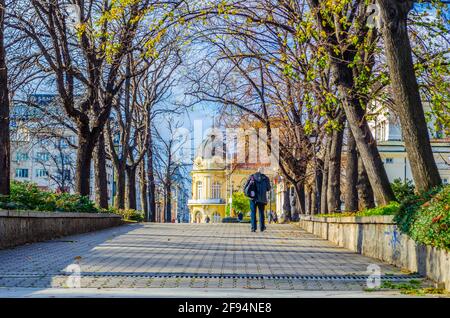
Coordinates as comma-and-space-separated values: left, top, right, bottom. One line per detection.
226, 192, 251, 217
357, 201, 401, 217
222, 217, 239, 223
108, 208, 144, 222
394, 185, 449, 251
7, 181, 55, 211
53, 193, 97, 213
0, 181, 147, 222
320, 202, 400, 218
0, 181, 98, 213
391, 178, 415, 202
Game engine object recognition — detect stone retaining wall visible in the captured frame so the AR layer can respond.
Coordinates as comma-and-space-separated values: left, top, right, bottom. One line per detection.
0, 210, 124, 250
299, 215, 450, 290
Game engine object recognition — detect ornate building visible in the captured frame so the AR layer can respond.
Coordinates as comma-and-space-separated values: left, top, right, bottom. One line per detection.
188, 135, 277, 223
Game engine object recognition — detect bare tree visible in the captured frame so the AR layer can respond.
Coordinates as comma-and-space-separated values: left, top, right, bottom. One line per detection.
153, 118, 189, 223
7, 0, 152, 197
0, 0, 10, 195
35, 137, 76, 193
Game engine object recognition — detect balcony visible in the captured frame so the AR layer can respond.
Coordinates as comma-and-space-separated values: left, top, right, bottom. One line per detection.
188, 198, 226, 205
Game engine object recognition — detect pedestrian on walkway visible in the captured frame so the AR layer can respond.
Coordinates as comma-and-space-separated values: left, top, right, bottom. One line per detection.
268, 210, 273, 224
273, 211, 278, 224
244, 167, 271, 232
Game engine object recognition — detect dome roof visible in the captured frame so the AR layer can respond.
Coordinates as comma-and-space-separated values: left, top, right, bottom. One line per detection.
193, 131, 226, 171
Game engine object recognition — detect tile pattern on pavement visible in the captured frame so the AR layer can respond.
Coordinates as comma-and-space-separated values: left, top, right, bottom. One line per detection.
0, 223, 416, 290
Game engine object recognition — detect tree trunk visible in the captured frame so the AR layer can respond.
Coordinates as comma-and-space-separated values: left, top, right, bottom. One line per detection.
333, 62, 396, 206
164, 183, 172, 223
282, 187, 292, 221
310, 189, 316, 215
345, 129, 359, 212
357, 155, 376, 210
126, 165, 137, 210
0, 0, 10, 196
114, 163, 126, 209
292, 181, 305, 220
327, 115, 345, 213
76, 131, 96, 197
313, 158, 323, 214
320, 136, 332, 214
94, 132, 109, 209
139, 159, 148, 220
305, 189, 312, 215
377, 0, 442, 192
147, 127, 156, 222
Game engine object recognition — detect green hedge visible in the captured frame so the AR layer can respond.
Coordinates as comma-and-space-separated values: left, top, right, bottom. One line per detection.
319, 202, 400, 218
391, 178, 415, 202
0, 181, 145, 223
318, 186, 449, 251
395, 186, 449, 251
106, 208, 144, 222
0, 181, 98, 213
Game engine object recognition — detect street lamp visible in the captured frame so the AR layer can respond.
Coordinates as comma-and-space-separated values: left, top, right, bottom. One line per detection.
309, 133, 320, 215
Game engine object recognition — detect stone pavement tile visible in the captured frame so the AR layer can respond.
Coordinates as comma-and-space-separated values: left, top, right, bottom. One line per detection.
276, 280, 294, 290
191, 278, 208, 288
0, 223, 411, 292
149, 278, 167, 288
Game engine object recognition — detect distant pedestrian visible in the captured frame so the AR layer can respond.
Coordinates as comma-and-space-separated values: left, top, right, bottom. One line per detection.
244, 167, 271, 233
268, 210, 273, 224
273, 211, 278, 224
205, 216, 210, 224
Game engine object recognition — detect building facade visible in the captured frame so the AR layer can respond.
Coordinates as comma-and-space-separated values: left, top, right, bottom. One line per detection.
368, 104, 450, 185
10, 94, 143, 210
188, 147, 277, 223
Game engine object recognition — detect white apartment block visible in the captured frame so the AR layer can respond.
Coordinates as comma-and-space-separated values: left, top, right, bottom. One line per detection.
10, 94, 142, 210
368, 104, 450, 185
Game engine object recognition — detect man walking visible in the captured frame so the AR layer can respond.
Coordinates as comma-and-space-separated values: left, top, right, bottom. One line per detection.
244, 168, 271, 232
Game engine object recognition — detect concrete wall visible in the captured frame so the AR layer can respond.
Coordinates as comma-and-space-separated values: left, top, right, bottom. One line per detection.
299, 215, 450, 290
0, 210, 123, 250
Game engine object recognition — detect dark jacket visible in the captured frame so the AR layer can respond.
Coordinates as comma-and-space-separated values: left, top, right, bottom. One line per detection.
244, 172, 271, 204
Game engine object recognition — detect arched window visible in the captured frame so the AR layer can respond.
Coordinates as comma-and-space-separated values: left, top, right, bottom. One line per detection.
196, 181, 203, 199
211, 181, 221, 199
194, 211, 202, 223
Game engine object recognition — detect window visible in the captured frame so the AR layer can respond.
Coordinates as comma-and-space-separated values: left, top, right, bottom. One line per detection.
15, 169, 29, 178
62, 170, 71, 181
59, 138, 71, 149
57, 154, 72, 165
36, 169, 48, 178
37, 136, 49, 146
385, 158, 394, 164
212, 182, 222, 199
196, 181, 203, 199
35, 152, 50, 162
16, 152, 29, 162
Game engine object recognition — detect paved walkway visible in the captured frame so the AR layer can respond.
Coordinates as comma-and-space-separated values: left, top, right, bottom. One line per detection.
0, 223, 421, 295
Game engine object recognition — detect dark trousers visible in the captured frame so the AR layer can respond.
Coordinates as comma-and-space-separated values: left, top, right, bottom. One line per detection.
250, 200, 266, 231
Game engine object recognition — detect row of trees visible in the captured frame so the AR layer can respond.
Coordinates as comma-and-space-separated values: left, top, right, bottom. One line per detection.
0, 1, 449, 221
182, 0, 449, 218
0, 0, 195, 222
